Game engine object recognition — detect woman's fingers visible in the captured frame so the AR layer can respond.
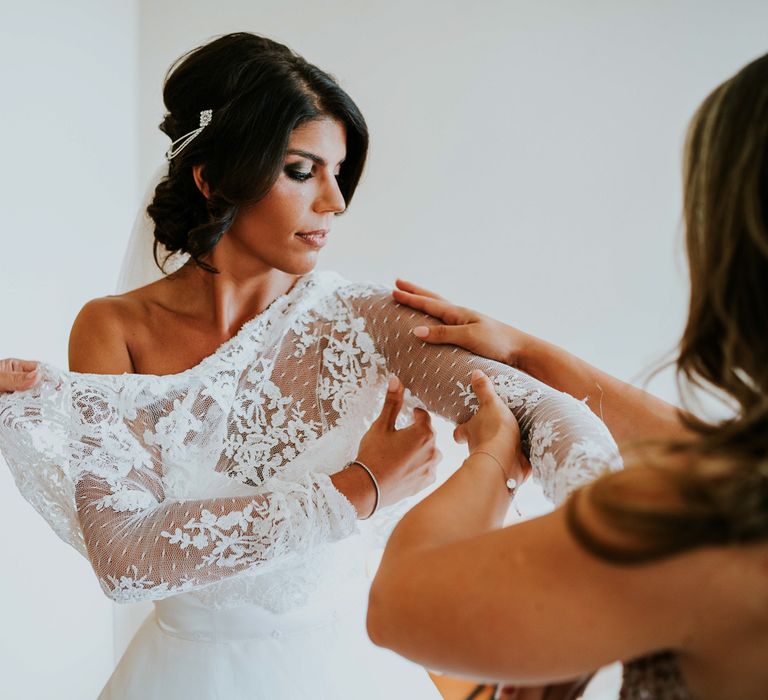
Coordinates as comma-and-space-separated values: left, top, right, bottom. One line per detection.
0, 370, 39, 393
394, 279, 446, 301
392, 288, 465, 324
412, 323, 476, 347
378, 376, 404, 430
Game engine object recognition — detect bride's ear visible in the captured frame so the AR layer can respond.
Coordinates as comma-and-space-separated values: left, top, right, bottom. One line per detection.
192, 165, 211, 199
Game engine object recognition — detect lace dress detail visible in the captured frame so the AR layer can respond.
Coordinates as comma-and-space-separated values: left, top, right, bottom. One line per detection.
0, 271, 621, 612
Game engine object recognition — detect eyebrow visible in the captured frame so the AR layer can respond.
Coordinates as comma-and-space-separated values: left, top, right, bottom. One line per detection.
286, 149, 344, 166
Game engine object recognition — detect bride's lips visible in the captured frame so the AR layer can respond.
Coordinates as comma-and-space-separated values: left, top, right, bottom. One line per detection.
295, 229, 329, 249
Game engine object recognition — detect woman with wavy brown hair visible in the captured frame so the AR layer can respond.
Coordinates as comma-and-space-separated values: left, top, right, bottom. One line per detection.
368, 52, 768, 699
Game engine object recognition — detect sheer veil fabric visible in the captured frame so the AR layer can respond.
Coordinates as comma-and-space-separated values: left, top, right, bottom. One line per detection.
116, 164, 186, 295
0, 168, 623, 698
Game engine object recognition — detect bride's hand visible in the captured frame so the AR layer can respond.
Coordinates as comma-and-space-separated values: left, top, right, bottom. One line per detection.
454, 370, 529, 480
0, 358, 40, 393
355, 376, 441, 509
392, 279, 535, 371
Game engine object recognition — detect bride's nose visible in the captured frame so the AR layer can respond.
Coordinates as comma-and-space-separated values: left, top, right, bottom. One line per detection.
313, 172, 346, 215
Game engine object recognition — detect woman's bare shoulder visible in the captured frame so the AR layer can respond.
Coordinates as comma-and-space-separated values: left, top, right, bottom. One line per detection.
68, 290, 150, 374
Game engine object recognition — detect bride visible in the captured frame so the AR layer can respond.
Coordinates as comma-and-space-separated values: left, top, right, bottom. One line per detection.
1, 33, 620, 699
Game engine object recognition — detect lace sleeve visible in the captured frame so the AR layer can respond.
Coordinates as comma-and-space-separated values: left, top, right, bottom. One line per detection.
339, 286, 622, 503
74, 470, 357, 604
0, 370, 358, 604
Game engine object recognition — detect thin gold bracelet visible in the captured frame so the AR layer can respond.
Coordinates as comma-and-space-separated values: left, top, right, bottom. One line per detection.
466, 450, 518, 493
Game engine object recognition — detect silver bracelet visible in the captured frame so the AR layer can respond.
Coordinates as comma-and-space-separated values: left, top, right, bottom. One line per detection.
346, 460, 381, 519
467, 450, 518, 493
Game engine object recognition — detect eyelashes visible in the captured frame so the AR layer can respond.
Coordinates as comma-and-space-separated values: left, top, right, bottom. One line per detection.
283, 166, 343, 183
284, 167, 313, 182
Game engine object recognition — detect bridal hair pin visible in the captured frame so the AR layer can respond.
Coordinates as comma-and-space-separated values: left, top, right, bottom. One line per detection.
165, 109, 213, 160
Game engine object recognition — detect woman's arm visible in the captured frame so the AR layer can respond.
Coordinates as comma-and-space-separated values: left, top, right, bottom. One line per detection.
340, 284, 621, 505
393, 280, 684, 446
369, 502, 715, 684
367, 373, 731, 684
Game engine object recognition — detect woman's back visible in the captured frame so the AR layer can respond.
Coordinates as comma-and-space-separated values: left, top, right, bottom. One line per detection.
620, 538, 768, 699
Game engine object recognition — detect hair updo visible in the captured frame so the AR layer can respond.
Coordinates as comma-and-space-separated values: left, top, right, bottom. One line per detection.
147, 32, 369, 272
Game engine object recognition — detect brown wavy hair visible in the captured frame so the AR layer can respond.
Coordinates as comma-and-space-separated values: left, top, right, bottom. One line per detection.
566, 52, 768, 563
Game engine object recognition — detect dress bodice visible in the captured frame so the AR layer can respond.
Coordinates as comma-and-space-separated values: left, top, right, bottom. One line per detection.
0, 271, 621, 611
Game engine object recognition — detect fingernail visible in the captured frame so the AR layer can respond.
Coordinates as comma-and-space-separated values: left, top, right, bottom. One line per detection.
25, 370, 37, 380
471, 369, 484, 380
387, 375, 400, 391
412, 326, 428, 339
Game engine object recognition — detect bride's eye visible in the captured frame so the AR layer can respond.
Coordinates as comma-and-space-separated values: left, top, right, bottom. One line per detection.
285, 166, 313, 182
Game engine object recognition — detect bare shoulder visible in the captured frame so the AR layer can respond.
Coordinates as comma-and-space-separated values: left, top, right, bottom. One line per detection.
69, 294, 142, 373
560, 485, 768, 656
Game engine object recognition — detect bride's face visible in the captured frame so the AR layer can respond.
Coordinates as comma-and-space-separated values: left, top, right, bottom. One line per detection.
221, 118, 347, 275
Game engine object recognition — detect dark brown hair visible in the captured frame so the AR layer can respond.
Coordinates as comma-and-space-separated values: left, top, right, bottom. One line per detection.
567, 52, 768, 563
147, 32, 368, 272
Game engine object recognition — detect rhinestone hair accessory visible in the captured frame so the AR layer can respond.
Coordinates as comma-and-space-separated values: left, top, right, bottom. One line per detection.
165, 109, 213, 160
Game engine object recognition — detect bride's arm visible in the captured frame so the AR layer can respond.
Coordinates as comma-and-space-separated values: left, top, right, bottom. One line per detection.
68, 298, 378, 513
61, 302, 437, 602
70, 386, 436, 602
340, 284, 621, 504
392, 280, 684, 445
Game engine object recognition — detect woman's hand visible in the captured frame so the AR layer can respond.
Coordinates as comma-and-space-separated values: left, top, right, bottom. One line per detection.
355, 376, 441, 509
0, 358, 40, 393
393, 279, 535, 370
454, 370, 529, 480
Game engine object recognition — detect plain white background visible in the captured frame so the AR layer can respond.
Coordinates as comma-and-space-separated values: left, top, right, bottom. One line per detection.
2, 1, 768, 698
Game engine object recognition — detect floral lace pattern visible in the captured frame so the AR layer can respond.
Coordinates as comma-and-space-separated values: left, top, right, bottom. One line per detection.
0, 271, 621, 610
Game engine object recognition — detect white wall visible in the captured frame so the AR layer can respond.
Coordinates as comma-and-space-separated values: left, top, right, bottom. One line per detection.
2, 1, 768, 697
0, 2, 138, 698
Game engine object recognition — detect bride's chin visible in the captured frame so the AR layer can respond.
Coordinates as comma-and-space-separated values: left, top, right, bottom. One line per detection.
277, 254, 320, 276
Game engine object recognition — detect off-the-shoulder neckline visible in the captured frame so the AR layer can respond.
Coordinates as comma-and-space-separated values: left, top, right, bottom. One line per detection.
53, 271, 326, 385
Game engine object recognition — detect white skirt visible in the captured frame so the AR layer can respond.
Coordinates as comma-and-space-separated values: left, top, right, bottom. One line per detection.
98, 583, 441, 700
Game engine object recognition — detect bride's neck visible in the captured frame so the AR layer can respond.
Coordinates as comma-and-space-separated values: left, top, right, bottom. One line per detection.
171, 252, 300, 337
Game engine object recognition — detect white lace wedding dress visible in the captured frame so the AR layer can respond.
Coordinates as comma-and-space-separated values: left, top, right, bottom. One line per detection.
0, 270, 621, 699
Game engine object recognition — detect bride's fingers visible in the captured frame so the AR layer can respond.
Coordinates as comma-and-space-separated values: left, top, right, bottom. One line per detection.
11, 359, 39, 373
0, 368, 39, 393
0, 358, 34, 373
378, 375, 404, 430
394, 279, 447, 301
470, 369, 497, 405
